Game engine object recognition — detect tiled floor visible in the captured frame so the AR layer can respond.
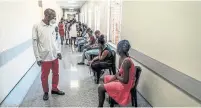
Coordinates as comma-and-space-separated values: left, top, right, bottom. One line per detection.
20, 45, 151, 107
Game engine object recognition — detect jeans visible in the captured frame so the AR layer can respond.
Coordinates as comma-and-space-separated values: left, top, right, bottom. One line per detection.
60, 36, 64, 45
85, 49, 99, 60
81, 48, 99, 63
78, 39, 87, 51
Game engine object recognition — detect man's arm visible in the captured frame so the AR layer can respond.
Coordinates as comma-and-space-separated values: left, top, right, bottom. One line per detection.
55, 26, 62, 59
32, 25, 41, 62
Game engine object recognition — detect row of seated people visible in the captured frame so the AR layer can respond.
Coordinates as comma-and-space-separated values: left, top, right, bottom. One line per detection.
76, 30, 139, 107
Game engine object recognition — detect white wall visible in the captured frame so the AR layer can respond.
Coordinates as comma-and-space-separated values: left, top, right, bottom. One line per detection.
121, 1, 201, 106
0, 1, 41, 53
121, 1, 201, 82
0, 0, 41, 103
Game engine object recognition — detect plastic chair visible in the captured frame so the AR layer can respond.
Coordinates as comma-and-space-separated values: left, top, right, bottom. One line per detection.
95, 50, 116, 84
109, 66, 142, 107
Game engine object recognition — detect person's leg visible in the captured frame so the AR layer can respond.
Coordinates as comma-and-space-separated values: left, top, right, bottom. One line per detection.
60, 36, 64, 45
82, 44, 89, 50
51, 59, 59, 91
51, 59, 65, 95
66, 39, 68, 45
78, 49, 87, 64
41, 61, 51, 93
85, 49, 99, 61
41, 61, 51, 100
91, 61, 102, 84
71, 37, 74, 45
78, 40, 85, 51
74, 37, 76, 45
70, 37, 72, 45
98, 84, 106, 107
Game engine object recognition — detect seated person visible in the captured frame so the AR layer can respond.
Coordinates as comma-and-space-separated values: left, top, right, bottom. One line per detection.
84, 30, 102, 61
77, 31, 96, 64
76, 28, 90, 50
97, 40, 136, 107
77, 30, 102, 65
90, 36, 113, 84
82, 30, 95, 49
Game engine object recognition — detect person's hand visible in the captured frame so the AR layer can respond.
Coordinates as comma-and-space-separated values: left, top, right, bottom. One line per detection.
37, 60, 42, 66
57, 53, 62, 60
115, 72, 119, 78
89, 60, 94, 67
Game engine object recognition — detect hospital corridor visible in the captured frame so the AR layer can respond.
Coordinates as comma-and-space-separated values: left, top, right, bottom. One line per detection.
0, 0, 201, 107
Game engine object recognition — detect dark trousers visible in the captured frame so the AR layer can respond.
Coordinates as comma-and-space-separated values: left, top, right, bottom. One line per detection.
91, 61, 109, 84
71, 37, 77, 45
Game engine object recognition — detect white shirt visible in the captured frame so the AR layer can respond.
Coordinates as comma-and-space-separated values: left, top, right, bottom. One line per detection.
32, 21, 60, 61
69, 23, 77, 37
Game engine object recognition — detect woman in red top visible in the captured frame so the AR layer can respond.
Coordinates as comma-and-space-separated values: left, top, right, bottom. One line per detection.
98, 40, 136, 107
58, 18, 65, 45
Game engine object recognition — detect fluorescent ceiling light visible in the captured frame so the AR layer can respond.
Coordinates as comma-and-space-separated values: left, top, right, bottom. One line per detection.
67, 0, 76, 3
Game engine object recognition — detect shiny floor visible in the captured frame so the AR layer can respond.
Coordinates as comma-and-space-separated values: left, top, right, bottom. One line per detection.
20, 45, 151, 107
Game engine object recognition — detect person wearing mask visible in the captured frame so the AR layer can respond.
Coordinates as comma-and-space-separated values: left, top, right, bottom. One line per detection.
32, 8, 65, 101
97, 40, 136, 107
90, 35, 113, 84
58, 18, 65, 45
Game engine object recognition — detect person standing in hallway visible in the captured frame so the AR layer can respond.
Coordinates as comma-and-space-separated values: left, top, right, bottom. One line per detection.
69, 20, 77, 45
32, 8, 65, 101
65, 20, 70, 45
58, 18, 65, 45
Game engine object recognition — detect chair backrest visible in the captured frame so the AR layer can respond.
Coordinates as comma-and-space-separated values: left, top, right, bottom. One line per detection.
134, 66, 142, 88
111, 50, 116, 65
111, 50, 116, 74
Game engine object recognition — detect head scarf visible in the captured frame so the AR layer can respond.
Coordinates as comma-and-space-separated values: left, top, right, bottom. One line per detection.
117, 40, 131, 56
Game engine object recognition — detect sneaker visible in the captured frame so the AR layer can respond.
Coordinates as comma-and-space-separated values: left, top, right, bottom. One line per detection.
51, 90, 65, 95
43, 92, 49, 101
77, 62, 85, 65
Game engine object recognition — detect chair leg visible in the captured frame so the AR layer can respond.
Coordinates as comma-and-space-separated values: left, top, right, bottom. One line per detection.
109, 97, 114, 107
134, 89, 138, 107
95, 71, 100, 84
131, 89, 134, 106
112, 66, 116, 75
109, 68, 112, 75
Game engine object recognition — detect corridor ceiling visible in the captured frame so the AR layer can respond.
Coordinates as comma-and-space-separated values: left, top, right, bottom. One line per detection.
56, 0, 86, 9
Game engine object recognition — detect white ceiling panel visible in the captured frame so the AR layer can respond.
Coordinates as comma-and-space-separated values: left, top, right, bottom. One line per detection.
56, 0, 86, 9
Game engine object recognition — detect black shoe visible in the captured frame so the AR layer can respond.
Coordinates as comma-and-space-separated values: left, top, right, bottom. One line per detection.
77, 62, 85, 65
43, 92, 49, 101
51, 90, 65, 95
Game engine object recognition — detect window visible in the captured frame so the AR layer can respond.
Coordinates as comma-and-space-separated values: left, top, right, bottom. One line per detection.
109, 0, 122, 45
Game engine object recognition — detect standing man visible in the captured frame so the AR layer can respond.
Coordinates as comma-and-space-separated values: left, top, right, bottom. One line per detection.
58, 18, 65, 45
32, 8, 65, 101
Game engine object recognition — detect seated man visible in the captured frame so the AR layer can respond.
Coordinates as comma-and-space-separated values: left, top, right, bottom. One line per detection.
90, 35, 113, 84
97, 40, 136, 107
77, 30, 101, 65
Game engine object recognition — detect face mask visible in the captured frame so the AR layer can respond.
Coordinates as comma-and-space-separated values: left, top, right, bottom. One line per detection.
50, 19, 56, 25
